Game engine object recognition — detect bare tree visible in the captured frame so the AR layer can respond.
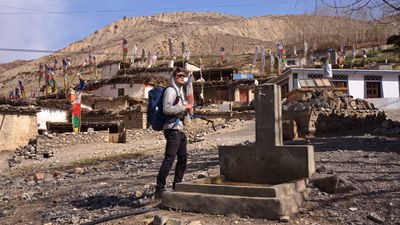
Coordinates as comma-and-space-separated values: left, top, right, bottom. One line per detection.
320, 0, 399, 20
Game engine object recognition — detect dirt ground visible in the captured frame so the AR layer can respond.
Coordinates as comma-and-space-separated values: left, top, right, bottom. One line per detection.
0, 119, 399, 225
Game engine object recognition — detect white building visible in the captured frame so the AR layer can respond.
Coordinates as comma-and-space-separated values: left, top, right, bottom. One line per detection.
268, 68, 400, 99
85, 72, 169, 99
36, 107, 69, 131
98, 60, 131, 79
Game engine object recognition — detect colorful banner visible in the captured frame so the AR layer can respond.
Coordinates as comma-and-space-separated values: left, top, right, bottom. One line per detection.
38, 63, 44, 88
72, 91, 82, 133
233, 74, 254, 80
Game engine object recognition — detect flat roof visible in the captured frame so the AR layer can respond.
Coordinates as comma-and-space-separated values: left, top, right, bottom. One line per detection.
268, 68, 400, 84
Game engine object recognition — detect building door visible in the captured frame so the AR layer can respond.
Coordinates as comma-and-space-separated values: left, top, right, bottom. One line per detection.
214, 89, 229, 104
239, 89, 248, 103
366, 82, 381, 98
118, 88, 125, 97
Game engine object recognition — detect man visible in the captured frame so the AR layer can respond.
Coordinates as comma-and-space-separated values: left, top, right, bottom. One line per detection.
155, 67, 193, 198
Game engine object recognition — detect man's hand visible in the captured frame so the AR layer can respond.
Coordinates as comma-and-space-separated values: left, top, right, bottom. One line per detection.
184, 104, 193, 113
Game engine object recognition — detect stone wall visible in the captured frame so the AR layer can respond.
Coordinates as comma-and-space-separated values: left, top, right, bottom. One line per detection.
94, 98, 128, 111
122, 112, 147, 129
0, 110, 38, 152
35, 131, 109, 156
282, 90, 386, 137
195, 111, 255, 126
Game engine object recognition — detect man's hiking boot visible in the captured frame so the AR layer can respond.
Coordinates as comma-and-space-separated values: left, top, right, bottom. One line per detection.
154, 190, 163, 199
154, 187, 167, 199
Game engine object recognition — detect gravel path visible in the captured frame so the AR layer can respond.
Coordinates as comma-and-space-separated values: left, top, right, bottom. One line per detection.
0, 120, 399, 225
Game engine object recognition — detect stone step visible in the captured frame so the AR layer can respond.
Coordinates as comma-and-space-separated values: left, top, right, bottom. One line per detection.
162, 188, 310, 219
175, 176, 307, 198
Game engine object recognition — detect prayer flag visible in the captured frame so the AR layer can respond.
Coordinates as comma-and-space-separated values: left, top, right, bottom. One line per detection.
260, 46, 265, 73
122, 39, 128, 61
220, 47, 225, 62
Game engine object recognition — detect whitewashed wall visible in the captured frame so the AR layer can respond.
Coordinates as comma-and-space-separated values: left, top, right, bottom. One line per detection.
347, 74, 365, 99
100, 64, 120, 78
144, 85, 154, 99
91, 83, 144, 98
382, 76, 399, 98
37, 108, 68, 130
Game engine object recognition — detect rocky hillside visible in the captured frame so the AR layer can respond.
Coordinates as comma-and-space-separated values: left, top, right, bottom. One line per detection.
0, 12, 397, 96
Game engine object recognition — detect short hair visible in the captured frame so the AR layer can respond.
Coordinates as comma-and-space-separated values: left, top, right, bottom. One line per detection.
173, 67, 188, 77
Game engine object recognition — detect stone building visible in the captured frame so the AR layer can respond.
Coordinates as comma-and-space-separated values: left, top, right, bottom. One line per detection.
0, 105, 39, 151
83, 96, 148, 130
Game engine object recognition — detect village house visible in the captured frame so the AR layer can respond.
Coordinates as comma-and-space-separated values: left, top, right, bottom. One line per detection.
286, 56, 307, 68
97, 60, 131, 79
82, 96, 148, 130
268, 68, 400, 99
79, 67, 170, 130
268, 68, 400, 111
35, 99, 70, 133
84, 67, 169, 99
191, 66, 262, 105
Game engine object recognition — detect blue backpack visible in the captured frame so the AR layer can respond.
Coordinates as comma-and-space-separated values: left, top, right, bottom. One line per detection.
147, 87, 179, 131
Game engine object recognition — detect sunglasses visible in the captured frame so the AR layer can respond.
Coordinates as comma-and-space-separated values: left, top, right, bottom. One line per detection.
176, 74, 186, 78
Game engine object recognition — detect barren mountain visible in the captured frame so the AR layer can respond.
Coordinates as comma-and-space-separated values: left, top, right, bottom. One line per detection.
0, 12, 397, 96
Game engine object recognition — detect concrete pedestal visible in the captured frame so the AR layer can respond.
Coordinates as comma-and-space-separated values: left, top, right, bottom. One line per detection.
161, 84, 315, 219
162, 176, 310, 219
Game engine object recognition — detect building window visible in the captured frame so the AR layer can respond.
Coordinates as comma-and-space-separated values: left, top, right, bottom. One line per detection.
293, 73, 298, 89
332, 75, 348, 90
281, 83, 289, 99
365, 76, 382, 98
307, 74, 323, 79
118, 88, 125, 96
287, 60, 296, 66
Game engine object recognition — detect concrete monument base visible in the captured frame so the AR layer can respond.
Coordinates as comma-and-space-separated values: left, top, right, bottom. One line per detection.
161, 84, 315, 219
162, 176, 310, 219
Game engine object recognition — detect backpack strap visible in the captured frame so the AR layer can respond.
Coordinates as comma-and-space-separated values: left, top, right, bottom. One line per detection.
165, 87, 184, 129
166, 86, 183, 105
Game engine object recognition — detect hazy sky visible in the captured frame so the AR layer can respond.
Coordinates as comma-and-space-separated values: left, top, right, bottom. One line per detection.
0, 0, 328, 63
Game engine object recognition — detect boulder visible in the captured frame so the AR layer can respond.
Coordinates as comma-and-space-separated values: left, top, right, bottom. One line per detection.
313, 175, 356, 194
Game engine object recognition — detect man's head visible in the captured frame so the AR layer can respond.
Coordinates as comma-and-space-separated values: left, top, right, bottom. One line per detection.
173, 67, 188, 86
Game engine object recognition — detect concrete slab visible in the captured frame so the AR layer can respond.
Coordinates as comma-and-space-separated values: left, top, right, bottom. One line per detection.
162, 187, 310, 219
174, 176, 307, 198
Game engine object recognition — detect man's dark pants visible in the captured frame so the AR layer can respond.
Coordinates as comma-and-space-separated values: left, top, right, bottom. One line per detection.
156, 129, 187, 192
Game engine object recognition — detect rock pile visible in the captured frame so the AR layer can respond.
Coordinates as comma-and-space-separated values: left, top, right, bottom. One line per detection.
374, 119, 400, 135
284, 90, 378, 112
283, 90, 386, 137
8, 139, 46, 167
